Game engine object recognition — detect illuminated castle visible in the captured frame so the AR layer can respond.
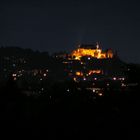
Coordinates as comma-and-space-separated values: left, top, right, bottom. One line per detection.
61, 43, 126, 82
70, 43, 114, 60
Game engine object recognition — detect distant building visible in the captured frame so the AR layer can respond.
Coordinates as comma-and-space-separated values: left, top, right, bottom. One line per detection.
69, 43, 114, 60
63, 43, 126, 82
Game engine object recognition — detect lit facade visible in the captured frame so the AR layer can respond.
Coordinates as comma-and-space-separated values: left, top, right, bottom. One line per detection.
70, 43, 114, 60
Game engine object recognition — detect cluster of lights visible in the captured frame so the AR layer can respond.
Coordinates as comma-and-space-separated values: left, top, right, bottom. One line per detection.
87, 87, 103, 97
71, 48, 105, 60
70, 44, 113, 60
11, 69, 49, 81
12, 73, 17, 81
12, 74, 17, 77
88, 70, 101, 75
33, 69, 49, 77
121, 83, 126, 87
75, 70, 101, 77
119, 77, 125, 81
113, 77, 125, 81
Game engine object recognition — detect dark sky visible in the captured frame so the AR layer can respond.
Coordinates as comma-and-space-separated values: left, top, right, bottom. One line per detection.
0, 0, 140, 63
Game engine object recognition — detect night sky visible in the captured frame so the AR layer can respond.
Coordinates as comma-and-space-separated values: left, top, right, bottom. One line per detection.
0, 0, 140, 63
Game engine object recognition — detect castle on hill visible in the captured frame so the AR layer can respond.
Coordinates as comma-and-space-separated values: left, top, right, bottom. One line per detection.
70, 43, 114, 60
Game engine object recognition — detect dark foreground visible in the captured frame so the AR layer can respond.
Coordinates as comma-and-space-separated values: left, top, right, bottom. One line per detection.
0, 82, 140, 140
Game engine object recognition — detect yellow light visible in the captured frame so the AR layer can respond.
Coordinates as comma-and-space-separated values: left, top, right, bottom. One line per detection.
70, 44, 114, 61
71, 47, 107, 60
75, 71, 83, 76
73, 77, 77, 82
88, 70, 101, 75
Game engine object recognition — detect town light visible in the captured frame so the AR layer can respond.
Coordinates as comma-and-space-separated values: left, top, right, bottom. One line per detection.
12, 74, 17, 77
76, 71, 83, 76
113, 77, 117, 80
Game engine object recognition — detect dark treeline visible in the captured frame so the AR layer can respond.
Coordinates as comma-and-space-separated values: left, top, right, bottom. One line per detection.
0, 46, 57, 69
